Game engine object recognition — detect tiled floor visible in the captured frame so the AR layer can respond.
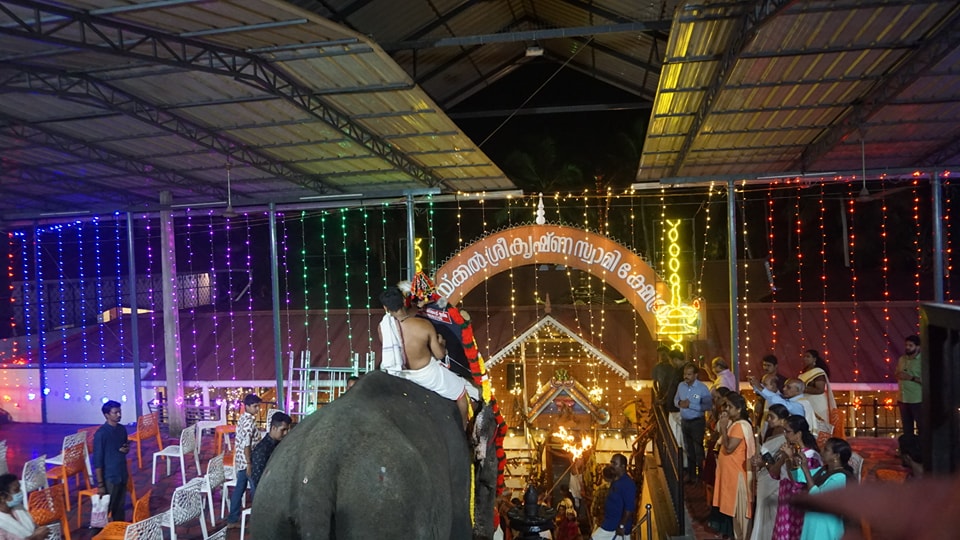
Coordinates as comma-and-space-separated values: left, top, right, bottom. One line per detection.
2, 421, 243, 540
684, 437, 903, 539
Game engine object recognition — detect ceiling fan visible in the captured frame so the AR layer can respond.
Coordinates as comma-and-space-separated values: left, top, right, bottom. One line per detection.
223, 162, 238, 218
851, 137, 913, 202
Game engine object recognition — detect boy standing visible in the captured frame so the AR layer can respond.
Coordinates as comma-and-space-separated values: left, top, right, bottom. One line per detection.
227, 394, 262, 527
93, 400, 129, 523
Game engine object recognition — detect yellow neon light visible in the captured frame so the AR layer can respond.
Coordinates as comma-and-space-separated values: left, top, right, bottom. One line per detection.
414, 237, 424, 274
655, 219, 700, 350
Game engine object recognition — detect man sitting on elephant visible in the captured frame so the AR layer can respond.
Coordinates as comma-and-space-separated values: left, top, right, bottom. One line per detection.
379, 286, 478, 428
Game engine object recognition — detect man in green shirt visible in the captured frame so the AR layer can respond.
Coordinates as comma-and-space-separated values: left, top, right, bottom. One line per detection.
896, 334, 922, 436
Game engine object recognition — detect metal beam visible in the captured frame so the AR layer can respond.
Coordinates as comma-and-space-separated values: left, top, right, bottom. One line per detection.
1, 162, 152, 204
440, 54, 529, 110
553, 55, 654, 99
383, 20, 672, 51
401, 0, 485, 42
0, 64, 345, 195
448, 102, 653, 119
0, 112, 223, 199
916, 132, 960, 167
555, 0, 671, 41
669, 0, 796, 177
795, 5, 960, 171
0, 0, 444, 188
568, 35, 661, 75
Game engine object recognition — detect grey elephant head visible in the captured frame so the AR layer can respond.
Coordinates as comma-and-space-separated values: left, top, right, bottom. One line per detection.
252, 371, 499, 540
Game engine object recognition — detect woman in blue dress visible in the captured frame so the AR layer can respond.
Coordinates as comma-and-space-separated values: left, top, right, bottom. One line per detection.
782, 437, 855, 540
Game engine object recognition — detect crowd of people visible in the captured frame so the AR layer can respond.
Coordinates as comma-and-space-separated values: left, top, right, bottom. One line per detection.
652, 334, 924, 540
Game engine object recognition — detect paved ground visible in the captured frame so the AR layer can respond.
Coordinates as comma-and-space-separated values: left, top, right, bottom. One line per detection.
2, 421, 241, 540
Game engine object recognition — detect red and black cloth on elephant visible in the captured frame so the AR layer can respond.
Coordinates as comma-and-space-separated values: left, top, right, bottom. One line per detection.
403, 273, 510, 494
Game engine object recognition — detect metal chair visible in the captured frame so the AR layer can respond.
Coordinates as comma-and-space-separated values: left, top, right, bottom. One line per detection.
200, 453, 226, 526
161, 477, 209, 540
152, 424, 199, 484
27, 483, 71, 540
128, 412, 163, 469
121, 513, 166, 540
850, 451, 865, 483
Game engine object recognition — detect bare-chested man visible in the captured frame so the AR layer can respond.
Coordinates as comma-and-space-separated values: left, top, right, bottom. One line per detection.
378, 287, 471, 428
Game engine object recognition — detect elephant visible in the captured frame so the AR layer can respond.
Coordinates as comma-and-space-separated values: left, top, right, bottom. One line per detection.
252, 370, 499, 539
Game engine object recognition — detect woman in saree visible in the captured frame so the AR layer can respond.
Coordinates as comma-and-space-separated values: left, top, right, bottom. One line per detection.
749, 404, 790, 540
772, 415, 821, 540
798, 350, 835, 432
710, 392, 756, 539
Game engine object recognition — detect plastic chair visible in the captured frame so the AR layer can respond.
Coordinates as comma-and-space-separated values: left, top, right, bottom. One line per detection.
200, 453, 226, 526
196, 401, 228, 456
849, 451, 865, 483
207, 526, 229, 540
91, 489, 152, 540
77, 425, 100, 479
46, 440, 88, 510
27, 483, 71, 540
161, 477, 208, 540
239, 507, 252, 540
152, 424, 199, 484
22, 454, 49, 506
121, 513, 166, 540
128, 412, 163, 469
0, 440, 7, 475
46, 433, 87, 485
78, 464, 138, 528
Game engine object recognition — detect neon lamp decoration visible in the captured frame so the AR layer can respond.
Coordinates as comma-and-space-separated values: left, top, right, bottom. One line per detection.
654, 219, 702, 351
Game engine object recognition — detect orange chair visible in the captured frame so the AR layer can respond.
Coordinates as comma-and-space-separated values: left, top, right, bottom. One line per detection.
28, 483, 71, 540
128, 412, 164, 469
46, 440, 88, 510
78, 425, 99, 479
213, 424, 236, 455
77, 465, 138, 528
91, 489, 152, 540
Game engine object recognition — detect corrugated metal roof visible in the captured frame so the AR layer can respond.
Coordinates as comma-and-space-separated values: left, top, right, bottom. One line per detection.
638, 0, 960, 182
0, 0, 517, 219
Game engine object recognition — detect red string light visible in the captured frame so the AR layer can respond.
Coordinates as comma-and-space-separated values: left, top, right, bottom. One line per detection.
881, 178, 891, 377
818, 183, 829, 359
847, 184, 860, 382
766, 186, 777, 349
913, 178, 921, 331
946, 175, 954, 300
795, 184, 804, 347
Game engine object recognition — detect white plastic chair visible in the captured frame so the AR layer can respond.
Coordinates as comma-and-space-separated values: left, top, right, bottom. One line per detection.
219, 470, 246, 520
152, 424, 200, 484
207, 526, 229, 540
21, 454, 48, 509
200, 453, 226, 526
850, 451, 865, 483
239, 507, 252, 540
196, 402, 228, 456
161, 477, 209, 540
123, 512, 167, 540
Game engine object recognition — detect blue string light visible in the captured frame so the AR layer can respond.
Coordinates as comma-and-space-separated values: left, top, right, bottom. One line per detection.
208, 211, 221, 383
77, 220, 91, 402
113, 214, 126, 403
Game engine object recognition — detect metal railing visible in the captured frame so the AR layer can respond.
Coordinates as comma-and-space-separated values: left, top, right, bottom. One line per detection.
652, 404, 684, 537
631, 503, 653, 539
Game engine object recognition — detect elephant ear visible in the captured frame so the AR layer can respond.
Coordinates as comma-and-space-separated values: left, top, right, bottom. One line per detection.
792, 474, 960, 540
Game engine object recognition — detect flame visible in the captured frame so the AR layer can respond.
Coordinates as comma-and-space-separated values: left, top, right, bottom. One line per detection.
552, 426, 593, 461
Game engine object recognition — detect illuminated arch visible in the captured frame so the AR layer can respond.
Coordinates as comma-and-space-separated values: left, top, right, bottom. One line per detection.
433, 224, 668, 337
